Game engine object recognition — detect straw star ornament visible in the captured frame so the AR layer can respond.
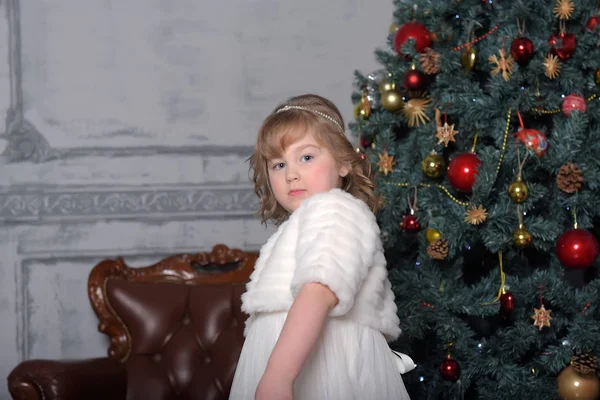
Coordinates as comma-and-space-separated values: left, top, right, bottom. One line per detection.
544, 54, 561, 79
532, 304, 552, 331
376, 152, 396, 176
435, 108, 458, 147
403, 98, 431, 127
464, 205, 488, 225
554, 0, 574, 20
489, 48, 514, 81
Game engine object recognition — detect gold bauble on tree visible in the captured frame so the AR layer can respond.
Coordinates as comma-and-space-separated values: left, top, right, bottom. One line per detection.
594, 68, 600, 89
426, 228, 441, 243
461, 47, 477, 73
421, 151, 446, 178
379, 79, 396, 93
353, 92, 372, 121
557, 354, 600, 400
353, 103, 371, 120
508, 177, 529, 203
513, 224, 532, 248
381, 90, 404, 112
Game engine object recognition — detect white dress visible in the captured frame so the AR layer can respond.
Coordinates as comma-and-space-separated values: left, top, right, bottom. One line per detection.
229, 189, 411, 400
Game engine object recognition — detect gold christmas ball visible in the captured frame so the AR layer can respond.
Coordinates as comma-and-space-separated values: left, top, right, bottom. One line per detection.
389, 23, 399, 35
426, 228, 441, 243
380, 89, 404, 112
512, 224, 532, 248
461, 47, 477, 73
508, 178, 529, 203
557, 365, 600, 400
353, 102, 371, 120
421, 152, 446, 178
595, 68, 600, 89
379, 79, 396, 93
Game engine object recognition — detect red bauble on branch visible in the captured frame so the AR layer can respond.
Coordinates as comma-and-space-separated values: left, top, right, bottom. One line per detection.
400, 214, 421, 232
500, 291, 515, 315
556, 229, 599, 269
548, 32, 576, 60
510, 37, 534, 65
586, 15, 599, 32
562, 94, 587, 117
514, 111, 548, 157
393, 22, 432, 58
515, 128, 548, 157
359, 135, 373, 149
439, 355, 461, 381
403, 69, 427, 91
447, 153, 481, 192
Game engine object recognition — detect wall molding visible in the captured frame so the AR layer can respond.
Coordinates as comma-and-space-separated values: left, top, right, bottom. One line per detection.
2, 0, 254, 163
0, 184, 257, 221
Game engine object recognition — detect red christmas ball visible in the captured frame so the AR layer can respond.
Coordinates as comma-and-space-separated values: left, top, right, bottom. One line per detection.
440, 355, 461, 381
403, 69, 427, 91
447, 153, 481, 192
586, 15, 600, 32
393, 22, 432, 58
359, 135, 373, 149
557, 229, 599, 269
548, 32, 576, 60
515, 128, 548, 157
400, 214, 421, 232
562, 94, 587, 117
510, 37, 534, 65
499, 291, 514, 315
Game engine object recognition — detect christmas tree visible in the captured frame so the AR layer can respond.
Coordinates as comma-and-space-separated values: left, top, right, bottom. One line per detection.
350, 1, 600, 399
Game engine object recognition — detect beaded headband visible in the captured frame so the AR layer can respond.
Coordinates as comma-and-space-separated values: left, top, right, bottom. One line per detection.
275, 105, 344, 134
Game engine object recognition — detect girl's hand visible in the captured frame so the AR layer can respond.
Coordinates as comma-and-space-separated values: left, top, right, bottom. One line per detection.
255, 371, 293, 400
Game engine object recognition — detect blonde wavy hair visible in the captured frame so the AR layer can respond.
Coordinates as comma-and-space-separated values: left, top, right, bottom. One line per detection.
248, 94, 376, 225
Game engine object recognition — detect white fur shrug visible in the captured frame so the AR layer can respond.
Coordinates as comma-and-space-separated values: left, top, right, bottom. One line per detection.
241, 189, 401, 341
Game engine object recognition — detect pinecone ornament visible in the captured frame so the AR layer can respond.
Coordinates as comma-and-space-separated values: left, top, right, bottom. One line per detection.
427, 237, 449, 260
557, 162, 583, 193
572, 353, 598, 375
419, 48, 440, 75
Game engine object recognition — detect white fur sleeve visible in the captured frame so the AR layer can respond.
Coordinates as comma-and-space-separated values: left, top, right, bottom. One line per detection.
290, 190, 379, 316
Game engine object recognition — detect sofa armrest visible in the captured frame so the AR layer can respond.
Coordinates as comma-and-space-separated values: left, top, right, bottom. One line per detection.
8, 358, 126, 400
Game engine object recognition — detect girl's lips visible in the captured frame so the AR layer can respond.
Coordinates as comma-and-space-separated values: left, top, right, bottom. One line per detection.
288, 189, 306, 196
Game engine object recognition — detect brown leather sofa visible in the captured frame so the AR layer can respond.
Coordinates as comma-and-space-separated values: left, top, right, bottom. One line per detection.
8, 244, 258, 400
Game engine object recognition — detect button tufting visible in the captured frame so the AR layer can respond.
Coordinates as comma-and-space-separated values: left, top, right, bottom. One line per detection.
153, 353, 162, 362
204, 356, 211, 365
182, 316, 191, 325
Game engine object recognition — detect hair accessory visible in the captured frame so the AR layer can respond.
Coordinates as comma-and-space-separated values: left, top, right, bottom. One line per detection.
275, 105, 344, 134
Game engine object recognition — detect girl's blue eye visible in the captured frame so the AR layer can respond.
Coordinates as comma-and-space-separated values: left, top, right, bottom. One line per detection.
272, 162, 285, 170
302, 155, 313, 162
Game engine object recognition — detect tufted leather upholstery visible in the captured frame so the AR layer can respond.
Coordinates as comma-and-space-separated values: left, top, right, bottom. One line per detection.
8, 245, 257, 400
109, 280, 247, 400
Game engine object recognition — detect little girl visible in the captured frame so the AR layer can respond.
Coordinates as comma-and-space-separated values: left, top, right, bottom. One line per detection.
229, 94, 412, 400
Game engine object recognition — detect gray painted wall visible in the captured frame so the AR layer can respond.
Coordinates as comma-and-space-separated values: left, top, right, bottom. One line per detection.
0, 0, 394, 397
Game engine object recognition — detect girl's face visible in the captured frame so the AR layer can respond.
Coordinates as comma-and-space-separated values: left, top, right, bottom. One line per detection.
267, 128, 349, 213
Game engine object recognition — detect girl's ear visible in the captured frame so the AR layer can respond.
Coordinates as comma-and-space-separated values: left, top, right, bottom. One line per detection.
339, 162, 351, 178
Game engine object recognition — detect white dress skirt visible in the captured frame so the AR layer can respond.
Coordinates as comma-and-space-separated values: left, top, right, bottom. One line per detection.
229, 311, 410, 400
